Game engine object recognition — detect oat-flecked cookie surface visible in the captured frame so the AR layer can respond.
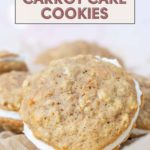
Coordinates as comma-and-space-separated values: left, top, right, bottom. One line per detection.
134, 75, 150, 130
0, 51, 28, 74
21, 55, 138, 150
0, 71, 29, 111
35, 41, 124, 66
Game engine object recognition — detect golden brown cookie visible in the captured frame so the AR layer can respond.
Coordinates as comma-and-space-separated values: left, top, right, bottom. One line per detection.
21, 55, 141, 150
0, 71, 29, 133
132, 74, 150, 136
0, 118, 23, 133
35, 41, 124, 67
0, 51, 28, 74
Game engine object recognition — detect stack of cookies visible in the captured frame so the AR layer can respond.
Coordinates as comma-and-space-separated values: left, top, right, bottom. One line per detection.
0, 51, 29, 133
0, 41, 149, 150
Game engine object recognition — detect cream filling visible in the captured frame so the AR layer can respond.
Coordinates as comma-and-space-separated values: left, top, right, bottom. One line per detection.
132, 128, 150, 135
24, 124, 54, 150
23, 57, 142, 150
95, 56, 121, 68
0, 109, 21, 120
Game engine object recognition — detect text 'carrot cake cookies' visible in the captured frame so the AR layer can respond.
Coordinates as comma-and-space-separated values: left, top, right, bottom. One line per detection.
0, 51, 28, 74
132, 75, 150, 136
35, 40, 124, 67
0, 71, 29, 133
21, 55, 141, 150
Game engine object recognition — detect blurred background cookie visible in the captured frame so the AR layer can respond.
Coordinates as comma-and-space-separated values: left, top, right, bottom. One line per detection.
35, 40, 124, 67
0, 71, 29, 133
0, 51, 28, 74
21, 55, 141, 150
132, 75, 150, 136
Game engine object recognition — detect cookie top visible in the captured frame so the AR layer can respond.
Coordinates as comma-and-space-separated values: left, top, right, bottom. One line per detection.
35, 41, 124, 66
0, 51, 28, 74
21, 55, 140, 150
0, 71, 29, 112
134, 75, 150, 130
